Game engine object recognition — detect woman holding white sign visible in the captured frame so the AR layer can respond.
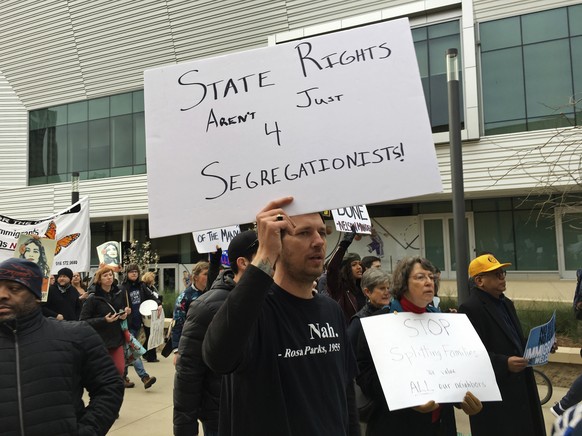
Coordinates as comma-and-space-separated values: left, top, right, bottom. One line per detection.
356, 256, 482, 435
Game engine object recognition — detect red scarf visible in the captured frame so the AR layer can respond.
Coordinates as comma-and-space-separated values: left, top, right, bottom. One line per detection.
400, 296, 427, 314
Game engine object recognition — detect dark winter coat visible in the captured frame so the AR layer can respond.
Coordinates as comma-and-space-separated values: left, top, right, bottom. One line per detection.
0, 308, 124, 436
42, 283, 83, 321
118, 279, 161, 332
173, 269, 236, 436
79, 284, 126, 349
458, 289, 546, 436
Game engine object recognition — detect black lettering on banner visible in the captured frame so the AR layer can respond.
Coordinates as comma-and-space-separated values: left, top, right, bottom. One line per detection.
265, 122, 282, 146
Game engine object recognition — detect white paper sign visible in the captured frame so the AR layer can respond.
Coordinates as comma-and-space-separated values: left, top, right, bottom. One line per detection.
147, 308, 166, 351
361, 312, 501, 411
144, 18, 442, 237
192, 225, 241, 253
331, 205, 372, 234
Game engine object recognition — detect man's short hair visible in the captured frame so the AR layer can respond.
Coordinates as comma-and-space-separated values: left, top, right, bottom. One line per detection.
361, 256, 381, 270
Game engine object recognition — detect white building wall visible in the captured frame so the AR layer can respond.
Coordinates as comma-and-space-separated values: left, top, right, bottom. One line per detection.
0, 0, 580, 221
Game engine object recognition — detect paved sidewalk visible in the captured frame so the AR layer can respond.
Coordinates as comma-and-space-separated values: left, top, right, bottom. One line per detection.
107, 354, 201, 436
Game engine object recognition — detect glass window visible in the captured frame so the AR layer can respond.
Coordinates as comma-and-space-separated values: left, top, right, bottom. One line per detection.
522, 8, 568, 44
134, 112, 146, 165
473, 211, 516, 267
111, 115, 133, 167
413, 20, 463, 133
88, 119, 110, 170
89, 97, 110, 120
523, 39, 573, 118
69, 122, 88, 172
513, 210, 557, 270
68, 101, 87, 124
482, 48, 525, 124
423, 219, 445, 271
479, 16, 521, 51
570, 5, 582, 37
572, 36, 582, 108
133, 90, 144, 112
29, 90, 147, 185
111, 93, 132, 116
481, 6, 581, 135
562, 213, 582, 270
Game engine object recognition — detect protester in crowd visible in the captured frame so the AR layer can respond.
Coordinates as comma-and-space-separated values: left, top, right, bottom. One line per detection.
49, 274, 56, 286
0, 258, 123, 435
119, 263, 161, 389
19, 237, 51, 290
347, 268, 391, 349
171, 261, 209, 360
361, 256, 381, 273
357, 256, 482, 435
72, 271, 89, 300
42, 267, 83, 321
202, 197, 359, 435
80, 266, 129, 377
174, 230, 258, 436
459, 254, 545, 436
552, 374, 582, 418
326, 229, 364, 320
142, 270, 162, 363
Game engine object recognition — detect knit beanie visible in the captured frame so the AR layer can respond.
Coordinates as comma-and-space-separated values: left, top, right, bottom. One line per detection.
57, 267, 73, 281
0, 258, 43, 299
341, 252, 361, 269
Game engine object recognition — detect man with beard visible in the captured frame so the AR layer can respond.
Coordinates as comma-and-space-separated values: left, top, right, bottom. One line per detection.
0, 258, 123, 436
203, 197, 359, 436
42, 267, 82, 320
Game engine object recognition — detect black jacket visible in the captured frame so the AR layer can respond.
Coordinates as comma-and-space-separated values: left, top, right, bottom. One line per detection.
79, 285, 126, 349
118, 279, 161, 331
458, 289, 546, 436
173, 269, 236, 436
0, 308, 124, 436
42, 283, 83, 320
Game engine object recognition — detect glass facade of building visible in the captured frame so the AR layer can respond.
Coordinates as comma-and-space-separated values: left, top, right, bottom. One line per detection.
481, 4, 582, 135
29, 90, 146, 185
413, 20, 463, 133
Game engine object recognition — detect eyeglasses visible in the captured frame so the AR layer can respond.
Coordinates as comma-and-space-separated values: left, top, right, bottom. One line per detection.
478, 269, 506, 279
411, 273, 435, 282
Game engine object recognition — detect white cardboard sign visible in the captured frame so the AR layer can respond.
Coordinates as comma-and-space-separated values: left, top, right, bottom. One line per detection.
361, 312, 501, 411
331, 205, 372, 234
145, 18, 442, 237
192, 225, 241, 253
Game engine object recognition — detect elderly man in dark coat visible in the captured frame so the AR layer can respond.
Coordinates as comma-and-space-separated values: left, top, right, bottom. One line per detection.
459, 254, 545, 436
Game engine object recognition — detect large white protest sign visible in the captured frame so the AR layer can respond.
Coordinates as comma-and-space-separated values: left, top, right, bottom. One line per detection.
331, 205, 372, 234
145, 18, 442, 237
193, 225, 241, 253
0, 197, 91, 273
524, 311, 556, 366
361, 312, 501, 411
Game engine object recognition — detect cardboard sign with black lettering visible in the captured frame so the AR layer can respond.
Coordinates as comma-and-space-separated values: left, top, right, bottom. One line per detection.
145, 18, 442, 237
361, 312, 501, 410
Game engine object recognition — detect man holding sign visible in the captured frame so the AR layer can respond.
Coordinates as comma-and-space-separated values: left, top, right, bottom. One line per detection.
202, 197, 358, 436
459, 254, 545, 436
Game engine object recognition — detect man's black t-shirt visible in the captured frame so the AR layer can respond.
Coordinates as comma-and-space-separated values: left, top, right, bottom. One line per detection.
203, 265, 357, 436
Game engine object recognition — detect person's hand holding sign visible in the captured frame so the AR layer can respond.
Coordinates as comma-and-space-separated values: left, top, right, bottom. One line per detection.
459, 391, 482, 416
252, 196, 295, 277
412, 400, 439, 413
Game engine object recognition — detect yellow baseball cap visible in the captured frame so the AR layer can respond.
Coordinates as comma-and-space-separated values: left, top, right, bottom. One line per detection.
468, 254, 511, 277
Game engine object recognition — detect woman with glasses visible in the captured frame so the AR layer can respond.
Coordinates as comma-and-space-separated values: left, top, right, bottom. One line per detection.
356, 256, 482, 435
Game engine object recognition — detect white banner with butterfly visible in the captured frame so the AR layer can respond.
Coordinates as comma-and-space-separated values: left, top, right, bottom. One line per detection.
0, 196, 91, 285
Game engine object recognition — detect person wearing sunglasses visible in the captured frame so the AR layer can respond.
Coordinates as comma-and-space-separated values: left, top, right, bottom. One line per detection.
459, 254, 545, 436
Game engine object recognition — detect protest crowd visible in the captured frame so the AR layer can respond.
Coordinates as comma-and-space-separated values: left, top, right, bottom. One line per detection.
2, 196, 579, 436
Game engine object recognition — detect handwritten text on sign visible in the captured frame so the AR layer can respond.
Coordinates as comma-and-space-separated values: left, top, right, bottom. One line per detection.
361, 313, 501, 411
331, 204, 372, 234
145, 18, 441, 237
193, 225, 241, 254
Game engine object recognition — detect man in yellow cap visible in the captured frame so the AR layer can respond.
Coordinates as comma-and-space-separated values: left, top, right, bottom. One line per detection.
459, 254, 545, 436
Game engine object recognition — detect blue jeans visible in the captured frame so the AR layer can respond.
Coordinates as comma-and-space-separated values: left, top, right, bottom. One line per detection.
128, 328, 148, 379
560, 373, 582, 410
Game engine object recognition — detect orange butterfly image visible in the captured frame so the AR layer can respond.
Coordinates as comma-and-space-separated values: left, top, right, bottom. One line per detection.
44, 220, 81, 255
